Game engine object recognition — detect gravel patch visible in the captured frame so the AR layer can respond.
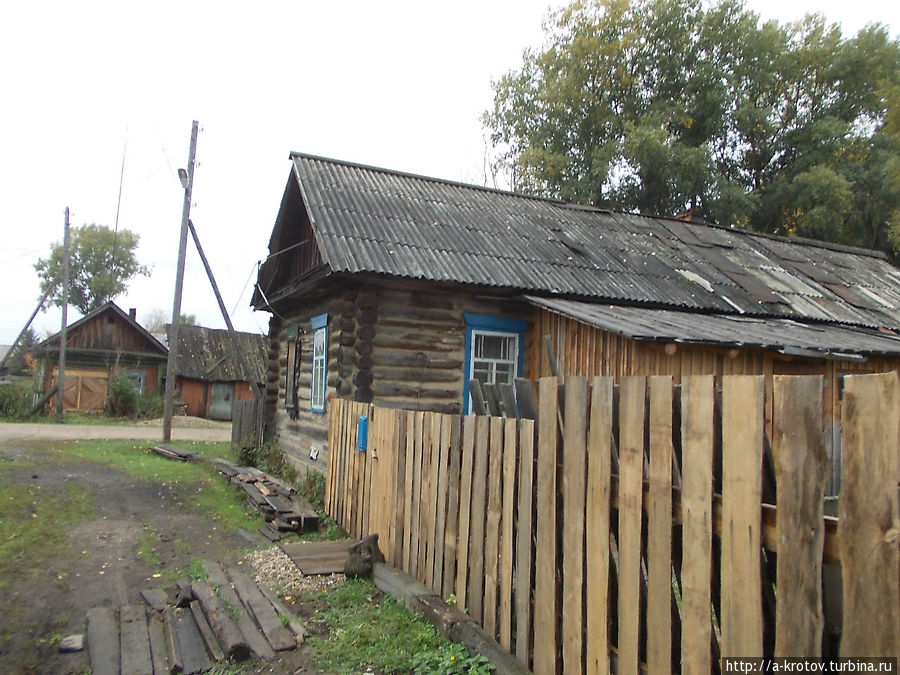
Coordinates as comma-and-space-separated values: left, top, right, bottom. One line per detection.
244, 545, 345, 596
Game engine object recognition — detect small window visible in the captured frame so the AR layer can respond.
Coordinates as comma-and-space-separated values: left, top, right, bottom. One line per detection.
311, 314, 328, 413
125, 370, 145, 395
284, 324, 301, 417
464, 313, 527, 414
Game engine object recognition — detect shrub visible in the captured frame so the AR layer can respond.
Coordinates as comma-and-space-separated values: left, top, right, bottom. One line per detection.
107, 372, 139, 417
136, 392, 164, 419
237, 441, 298, 485
0, 381, 33, 418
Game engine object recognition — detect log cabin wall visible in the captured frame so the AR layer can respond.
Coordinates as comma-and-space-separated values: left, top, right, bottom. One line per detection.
268, 278, 531, 473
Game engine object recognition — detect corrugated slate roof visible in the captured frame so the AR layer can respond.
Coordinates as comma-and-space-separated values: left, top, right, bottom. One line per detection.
267, 153, 900, 331
167, 325, 266, 383
525, 296, 900, 357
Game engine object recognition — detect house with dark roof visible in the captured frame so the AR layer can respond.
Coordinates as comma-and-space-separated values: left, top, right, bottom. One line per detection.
166, 324, 266, 420
37, 302, 168, 412
253, 152, 900, 476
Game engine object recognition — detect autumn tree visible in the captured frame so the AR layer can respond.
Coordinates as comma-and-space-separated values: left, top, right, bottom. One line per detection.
35, 224, 150, 315
484, 0, 900, 257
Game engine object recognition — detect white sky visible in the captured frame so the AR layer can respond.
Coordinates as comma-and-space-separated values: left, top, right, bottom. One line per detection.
1, 0, 897, 344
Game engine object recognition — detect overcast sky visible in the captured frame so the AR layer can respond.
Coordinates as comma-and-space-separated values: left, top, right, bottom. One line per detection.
1, 0, 897, 344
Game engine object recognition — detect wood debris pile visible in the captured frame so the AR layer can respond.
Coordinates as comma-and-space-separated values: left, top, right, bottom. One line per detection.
85, 560, 307, 674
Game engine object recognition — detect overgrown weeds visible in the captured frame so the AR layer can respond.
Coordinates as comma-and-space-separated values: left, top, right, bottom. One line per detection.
0, 381, 33, 419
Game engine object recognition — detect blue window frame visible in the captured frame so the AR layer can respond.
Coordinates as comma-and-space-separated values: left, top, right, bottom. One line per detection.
311, 313, 328, 413
463, 313, 528, 414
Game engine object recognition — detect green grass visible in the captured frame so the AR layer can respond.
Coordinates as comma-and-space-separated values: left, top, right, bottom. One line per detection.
300, 578, 492, 674
0, 478, 96, 588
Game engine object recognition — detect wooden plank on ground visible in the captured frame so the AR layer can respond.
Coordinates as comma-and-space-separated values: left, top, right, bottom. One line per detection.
432, 413, 451, 595
147, 614, 169, 675
280, 540, 356, 575
773, 375, 826, 656
618, 376, 646, 675
534, 376, 559, 675
680, 375, 715, 675
189, 600, 225, 662
173, 606, 212, 674
839, 372, 900, 656
468, 415, 490, 623
563, 376, 587, 675
647, 376, 673, 675
163, 608, 183, 674
482, 416, 504, 638
140, 587, 169, 613
200, 561, 275, 661
720, 375, 764, 657
86, 606, 119, 675
191, 580, 249, 660
586, 377, 613, 675
227, 567, 296, 652
442, 415, 462, 600
499, 417, 517, 651
119, 604, 153, 675
456, 415, 476, 610
515, 418, 536, 667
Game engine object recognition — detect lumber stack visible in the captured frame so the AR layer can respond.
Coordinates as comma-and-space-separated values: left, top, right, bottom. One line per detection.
86, 561, 306, 674
214, 461, 319, 541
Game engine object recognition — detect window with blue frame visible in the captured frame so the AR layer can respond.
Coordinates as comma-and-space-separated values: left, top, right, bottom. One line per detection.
310, 313, 328, 413
463, 313, 528, 414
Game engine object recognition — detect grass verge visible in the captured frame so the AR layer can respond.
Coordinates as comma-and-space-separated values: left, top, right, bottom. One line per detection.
299, 577, 492, 674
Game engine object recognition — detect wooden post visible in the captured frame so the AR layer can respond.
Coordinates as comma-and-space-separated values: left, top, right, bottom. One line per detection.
56, 207, 70, 421
0, 289, 49, 373
163, 120, 199, 442
187, 219, 234, 332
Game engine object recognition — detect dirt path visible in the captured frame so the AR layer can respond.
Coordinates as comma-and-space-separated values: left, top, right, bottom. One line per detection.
0, 420, 231, 443
0, 426, 315, 674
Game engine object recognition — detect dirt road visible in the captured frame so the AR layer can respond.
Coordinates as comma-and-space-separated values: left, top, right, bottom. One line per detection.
0, 420, 231, 443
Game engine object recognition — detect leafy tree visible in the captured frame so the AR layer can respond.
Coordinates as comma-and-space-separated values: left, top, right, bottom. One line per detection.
4, 328, 37, 375
143, 309, 196, 333
35, 224, 150, 315
484, 0, 900, 257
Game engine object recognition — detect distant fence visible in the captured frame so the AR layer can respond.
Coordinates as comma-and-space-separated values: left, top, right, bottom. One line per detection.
232, 398, 264, 450
325, 374, 900, 672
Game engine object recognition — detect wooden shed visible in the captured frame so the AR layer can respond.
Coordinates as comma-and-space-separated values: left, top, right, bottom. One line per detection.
253, 153, 900, 475
38, 302, 167, 412
167, 325, 266, 420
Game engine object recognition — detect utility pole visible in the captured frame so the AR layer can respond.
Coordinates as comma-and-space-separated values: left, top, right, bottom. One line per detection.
162, 120, 199, 442
56, 208, 70, 421
188, 219, 234, 331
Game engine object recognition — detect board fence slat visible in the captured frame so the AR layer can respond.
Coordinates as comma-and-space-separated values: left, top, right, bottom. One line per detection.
468, 415, 490, 623
456, 415, 476, 611
499, 417, 517, 651
515, 418, 536, 668
483, 416, 504, 637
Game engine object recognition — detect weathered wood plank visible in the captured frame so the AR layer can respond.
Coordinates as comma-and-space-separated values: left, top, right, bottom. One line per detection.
189, 600, 225, 662
482, 417, 504, 638
390, 409, 408, 566
563, 376, 587, 675
586, 377, 613, 675
140, 587, 169, 613
119, 604, 153, 675
617, 376, 646, 675
409, 411, 424, 577
432, 413, 451, 595
534, 377, 559, 675
163, 607, 183, 675
499, 417, 517, 651
227, 567, 295, 652
422, 413, 440, 589
442, 415, 462, 600
147, 614, 169, 675
403, 410, 416, 571
191, 579, 250, 660
839, 372, 900, 656
468, 415, 490, 623
86, 606, 119, 675
455, 415, 476, 610
173, 606, 212, 675
680, 375, 715, 675
773, 375, 826, 656
721, 376, 764, 657
515, 418, 536, 668
647, 376, 673, 675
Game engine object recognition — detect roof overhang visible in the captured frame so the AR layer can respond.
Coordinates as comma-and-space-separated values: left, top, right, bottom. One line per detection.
525, 296, 900, 360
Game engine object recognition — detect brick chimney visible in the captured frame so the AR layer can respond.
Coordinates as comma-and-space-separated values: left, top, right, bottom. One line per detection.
129, 308, 137, 322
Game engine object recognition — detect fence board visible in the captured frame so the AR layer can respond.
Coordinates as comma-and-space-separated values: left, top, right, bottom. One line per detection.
680, 376, 715, 675
443, 416, 462, 599
389, 409, 406, 566
563, 377, 587, 675
839, 372, 900, 656
456, 416, 476, 610
422, 414, 439, 589
483, 417, 504, 637
499, 417, 517, 651
410, 411, 424, 577
402, 410, 415, 571
433, 414, 451, 594
647, 376, 673, 675
534, 377, 559, 675
586, 377, 613, 675
773, 375, 826, 656
617, 376, 646, 675
721, 376, 764, 657
468, 416, 490, 623
515, 418, 536, 667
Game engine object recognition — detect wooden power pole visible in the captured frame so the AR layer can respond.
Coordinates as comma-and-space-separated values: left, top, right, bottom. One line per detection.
56, 207, 70, 421
162, 120, 199, 442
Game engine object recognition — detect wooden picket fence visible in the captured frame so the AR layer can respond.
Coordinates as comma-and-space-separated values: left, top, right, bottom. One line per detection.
324, 373, 900, 673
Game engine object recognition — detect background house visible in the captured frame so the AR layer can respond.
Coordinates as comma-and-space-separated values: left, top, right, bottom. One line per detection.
253, 153, 900, 475
166, 324, 266, 420
37, 302, 167, 412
